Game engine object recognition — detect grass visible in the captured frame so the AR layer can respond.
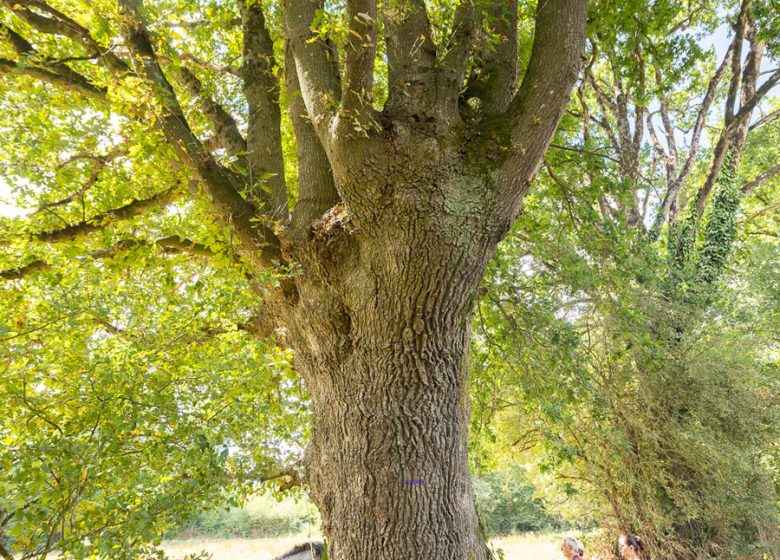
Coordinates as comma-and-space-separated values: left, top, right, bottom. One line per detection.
161, 532, 562, 560
490, 532, 562, 559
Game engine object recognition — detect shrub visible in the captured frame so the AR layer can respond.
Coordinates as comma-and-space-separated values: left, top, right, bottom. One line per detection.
473, 467, 556, 535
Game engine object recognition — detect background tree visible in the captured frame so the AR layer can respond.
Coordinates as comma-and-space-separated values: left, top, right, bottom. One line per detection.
470, 0, 780, 557
0, 0, 586, 557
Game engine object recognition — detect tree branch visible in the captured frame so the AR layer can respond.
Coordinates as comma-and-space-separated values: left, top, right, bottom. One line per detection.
117, 0, 281, 269
655, 68, 677, 171
1, 235, 219, 280
341, 0, 378, 120
259, 465, 303, 491
383, 0, 438, 117
462, 0, 518, 115
286, 43, 339, 237
492, 0, 587, 235
162, 18, 241, 28
282, 0, 341, 140
33, 147, 125, 216
1, 0, 128, 74
42, 189, 178, 244
0, 259, 50, 280
728, 67, 780, 127
152, 51, 240, 76
739, 202, 780, 223
650, 37, 735, 235
724, 0, 748, 125
647, 112, 674, 185
695, 11, 768, 220
181, 53, 240, 76
237, 0, 289, 220
741, 163, 780, 195
177, 66, 247, 163
749, 108, 780, 131
0, 19, 102, 88
582, 63, 621, 154
0, 56, 107, 103
439, 0, 477, 105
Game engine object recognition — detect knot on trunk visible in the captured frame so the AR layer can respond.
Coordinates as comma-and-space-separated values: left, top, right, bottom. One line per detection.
308, 203, 358, 277
312, 203, 353, 243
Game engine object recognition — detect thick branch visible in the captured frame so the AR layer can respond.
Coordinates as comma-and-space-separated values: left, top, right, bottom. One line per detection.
0, 56, 107, 102
181, 53, 240, 76
286, 43, 339, 237
492, 0, 587, 234
282, 0, 341, 140
695, 132, 733, 220
95, 235, 217, 258
724, 1, 748, 125
117, 0, 281, 269
650, 38, 735, 235
439, 0, 477, 102
463, 0, 518, 115
2, 0, 128, 74
238, 0, 289, 220
264, 468, 302, 492
0, 20, 100, 88
728, 67, 780, 127
177, 67, 247, 162
695, 17, 767, 220
14, 188, 179, 246
1, 235, 217, 280
383, 0, 437, 116
341, 0, 378, 118
0, 259, 50, 280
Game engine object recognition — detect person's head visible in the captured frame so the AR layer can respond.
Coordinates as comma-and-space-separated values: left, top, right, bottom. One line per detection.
618, 533, 644, 559
560, 536, 584, 559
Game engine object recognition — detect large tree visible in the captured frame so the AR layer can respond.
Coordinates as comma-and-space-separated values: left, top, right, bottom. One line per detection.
0, 0, 586, 557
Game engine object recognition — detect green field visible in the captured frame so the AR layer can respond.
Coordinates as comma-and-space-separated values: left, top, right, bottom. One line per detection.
162, 532, 561, 560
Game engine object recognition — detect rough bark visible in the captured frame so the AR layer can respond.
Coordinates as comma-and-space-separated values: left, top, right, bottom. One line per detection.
274, 127, 501, 560
239, 0, 290, 220
383, 0, 438, 118
462, 0, 518, 115
285, 43, 340, 238
275, 1, 583, 556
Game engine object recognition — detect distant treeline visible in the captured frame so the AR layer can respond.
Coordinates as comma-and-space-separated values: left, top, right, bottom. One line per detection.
172, 506, 318, 540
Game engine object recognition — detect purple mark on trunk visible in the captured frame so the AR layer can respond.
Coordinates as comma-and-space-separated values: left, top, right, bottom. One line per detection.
404, 478, 425, 485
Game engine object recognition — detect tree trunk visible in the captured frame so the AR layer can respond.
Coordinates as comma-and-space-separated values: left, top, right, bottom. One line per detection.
302, 317, 487, 560
275, 133, 502, 559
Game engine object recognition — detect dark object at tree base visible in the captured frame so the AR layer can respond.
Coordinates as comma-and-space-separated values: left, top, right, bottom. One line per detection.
273, 541, 324, 560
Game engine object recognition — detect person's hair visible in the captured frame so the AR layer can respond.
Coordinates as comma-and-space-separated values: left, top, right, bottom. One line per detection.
620, 533, 645, 556
564, 536, 584, 556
